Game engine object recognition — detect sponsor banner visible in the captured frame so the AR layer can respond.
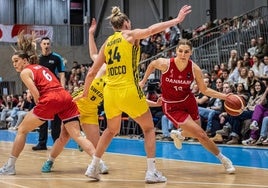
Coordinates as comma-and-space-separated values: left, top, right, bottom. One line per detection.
0, 24, 53, 43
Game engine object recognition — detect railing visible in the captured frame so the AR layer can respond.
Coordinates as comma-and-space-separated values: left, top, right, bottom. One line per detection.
139, 6, 268, 79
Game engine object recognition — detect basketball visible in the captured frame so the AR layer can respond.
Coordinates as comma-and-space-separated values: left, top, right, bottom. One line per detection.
224, 94, 245, 116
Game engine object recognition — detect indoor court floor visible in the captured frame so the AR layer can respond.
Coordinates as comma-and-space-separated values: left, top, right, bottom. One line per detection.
0, 130, 267, 188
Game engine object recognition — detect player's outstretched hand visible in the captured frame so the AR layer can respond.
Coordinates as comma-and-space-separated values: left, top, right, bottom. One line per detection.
176, 5, 192, 23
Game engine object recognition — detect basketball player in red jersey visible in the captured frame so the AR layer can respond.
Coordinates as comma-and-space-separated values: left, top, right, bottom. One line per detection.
0, 32, 96, 175
140, 39, 236, 174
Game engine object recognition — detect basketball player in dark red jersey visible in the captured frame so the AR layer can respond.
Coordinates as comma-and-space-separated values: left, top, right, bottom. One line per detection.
0, 32, 96, 176
140, 39, 236, 174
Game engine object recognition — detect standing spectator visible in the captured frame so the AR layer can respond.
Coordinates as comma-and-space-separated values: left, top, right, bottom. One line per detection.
247, 38, 257, 58
32, 37, 66, 151
227, 50, 238, 70
255, 36, 268, 60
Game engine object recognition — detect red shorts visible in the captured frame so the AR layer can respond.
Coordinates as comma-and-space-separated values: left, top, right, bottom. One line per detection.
33, 89, 79, 121
162, 94, 199, 128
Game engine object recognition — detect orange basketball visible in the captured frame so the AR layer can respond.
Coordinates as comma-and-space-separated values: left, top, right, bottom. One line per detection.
224, 94, 246, 116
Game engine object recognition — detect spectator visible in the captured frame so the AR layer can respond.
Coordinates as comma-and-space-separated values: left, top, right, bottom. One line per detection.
0, 95, 17, 128
243, 86, 268, 145
198, 78, 224, 136
216, 80, 266, 145
247, 38, 257, 58
227, 50, 238, 70
251, 55, 265, 78
255, 36, 268, 60
237, 67, 249, 90
161, 114, 174, 141
242, 52, 253, 68
260, 55, 268, 80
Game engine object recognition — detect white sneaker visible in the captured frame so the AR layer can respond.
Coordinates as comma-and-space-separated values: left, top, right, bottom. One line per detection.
85, 163, 100, 180
249, 121, 259, 131
6, 117, 14, 122
145, 170, 167, 183
0, 163, 16, 175
170, 130, 184, 149
99, 161, 109, 174
220, 157, 235, 174
242, 137, 257, 146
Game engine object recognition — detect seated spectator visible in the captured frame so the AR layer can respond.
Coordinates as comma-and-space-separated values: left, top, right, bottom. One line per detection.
146, 81, 163, 129
260, 55, 268, 80
7, 91, 35, 130
198, 78, 224, 136
251, 55, 265, 78
220, 68, 230, 83
229, 59, 242, 84
237, 67, 249, 90
247, 69, 258, 88
243, 86, 268, 145
161, 115, 174, 141
6, 95, 24, 129
210, 70, 218, 90
192, 79, 210, 108
257, 116, 268, 145
0, 95, 18, 128
243, 52, 253, 68
235, 83, 250, 102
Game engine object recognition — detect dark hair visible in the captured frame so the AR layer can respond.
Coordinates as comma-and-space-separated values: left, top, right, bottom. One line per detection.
41, 37, 50, 41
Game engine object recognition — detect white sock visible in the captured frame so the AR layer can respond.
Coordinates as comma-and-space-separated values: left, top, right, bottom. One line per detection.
216, 152, 225, 160
177, 130, 185, 140
48, 155, 55, 162
7, 155, 17, 166
91, 155, 101, 166
147, 158, 156, 172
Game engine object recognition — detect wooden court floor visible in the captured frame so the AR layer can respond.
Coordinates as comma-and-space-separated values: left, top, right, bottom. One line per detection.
0, 142, 267, 188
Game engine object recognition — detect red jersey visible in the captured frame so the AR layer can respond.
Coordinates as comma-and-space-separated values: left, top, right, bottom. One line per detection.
161, 58, 194, 102
26, 64, 62, 96
26, 64, 79, 121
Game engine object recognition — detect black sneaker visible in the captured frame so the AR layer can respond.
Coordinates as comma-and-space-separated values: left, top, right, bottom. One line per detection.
32, 145, 47, 151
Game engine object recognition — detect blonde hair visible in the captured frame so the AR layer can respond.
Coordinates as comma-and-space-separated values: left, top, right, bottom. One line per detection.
13, 31, 38, 64
106, 6, 129, 29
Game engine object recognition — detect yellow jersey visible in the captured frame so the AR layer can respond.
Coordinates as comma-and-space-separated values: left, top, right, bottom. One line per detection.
104, 31, 141, 89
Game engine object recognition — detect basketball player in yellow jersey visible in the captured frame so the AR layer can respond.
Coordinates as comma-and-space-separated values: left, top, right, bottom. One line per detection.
79, 5, 192, 183
41, 18, 109, 174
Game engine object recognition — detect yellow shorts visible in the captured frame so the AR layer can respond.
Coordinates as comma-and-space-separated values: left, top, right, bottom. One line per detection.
104, 85, 148, 119
75, 98, 99, 125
